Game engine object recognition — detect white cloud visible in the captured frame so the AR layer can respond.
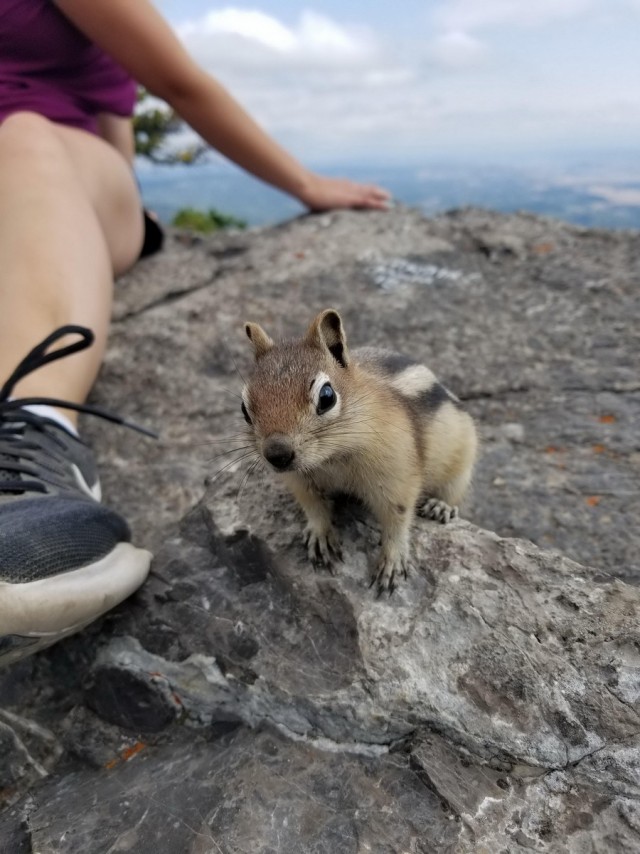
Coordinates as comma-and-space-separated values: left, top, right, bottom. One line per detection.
177, 8, 376, 69
429, 30, 488, 68
184, 9, 298, 51
157, 3, 640, 164
436, 0, 596, 31
361, 69, 415, 88
170, 7, 412, 160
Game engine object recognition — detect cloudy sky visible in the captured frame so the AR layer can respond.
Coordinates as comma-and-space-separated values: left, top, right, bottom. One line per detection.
153, 0, 640, 166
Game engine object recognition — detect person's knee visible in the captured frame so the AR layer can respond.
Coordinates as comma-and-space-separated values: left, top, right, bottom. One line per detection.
0, 112, 143, 273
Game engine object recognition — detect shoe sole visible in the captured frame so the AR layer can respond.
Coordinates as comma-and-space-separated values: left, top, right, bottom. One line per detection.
0, 543, 152, 666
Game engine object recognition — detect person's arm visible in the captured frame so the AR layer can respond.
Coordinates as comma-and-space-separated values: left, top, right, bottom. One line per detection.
55, 0, 390, 211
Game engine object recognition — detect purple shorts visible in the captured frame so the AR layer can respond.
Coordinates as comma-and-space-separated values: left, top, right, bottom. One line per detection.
0, 0, 137, 134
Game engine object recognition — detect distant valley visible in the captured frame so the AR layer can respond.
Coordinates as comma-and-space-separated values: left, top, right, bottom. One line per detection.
138, 153, 640, 230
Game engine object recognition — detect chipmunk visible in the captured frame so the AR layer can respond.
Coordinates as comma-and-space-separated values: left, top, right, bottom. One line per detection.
241, 309, 478, 594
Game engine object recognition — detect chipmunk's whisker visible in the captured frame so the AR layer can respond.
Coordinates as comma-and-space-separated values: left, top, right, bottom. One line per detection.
195, 433, 251, 445
237, 458, 263, 504
214, 384, 244, 401
204, 445, 254, 464
219, 336, 248, 386
205, 451, 257, 487
159, 431, 251, 450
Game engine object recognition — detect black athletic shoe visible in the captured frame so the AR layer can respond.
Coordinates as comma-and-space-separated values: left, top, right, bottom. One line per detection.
0, 326, 156, 667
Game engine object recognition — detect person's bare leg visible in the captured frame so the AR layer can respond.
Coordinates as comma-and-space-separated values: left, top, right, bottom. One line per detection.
0, 112, 144, 424
96, 113, 135, 165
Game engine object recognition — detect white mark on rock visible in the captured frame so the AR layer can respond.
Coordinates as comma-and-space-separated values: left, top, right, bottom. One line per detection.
365, 257, 473, 292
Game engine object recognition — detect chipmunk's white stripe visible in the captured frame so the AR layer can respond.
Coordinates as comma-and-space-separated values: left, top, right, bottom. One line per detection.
390, 365, 437, 397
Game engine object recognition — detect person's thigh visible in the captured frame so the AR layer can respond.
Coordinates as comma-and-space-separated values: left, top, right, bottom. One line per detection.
51, 122, 144, 275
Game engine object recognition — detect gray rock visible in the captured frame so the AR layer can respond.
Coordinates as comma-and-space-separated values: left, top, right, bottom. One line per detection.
3, 731, 460, 854
1, 206, 639, 852
0, 723, 34, 788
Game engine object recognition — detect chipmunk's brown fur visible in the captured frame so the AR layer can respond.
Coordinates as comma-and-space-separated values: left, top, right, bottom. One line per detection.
242, 309, 478, 594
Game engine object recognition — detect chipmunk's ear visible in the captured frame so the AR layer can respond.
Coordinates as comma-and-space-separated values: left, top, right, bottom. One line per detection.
244, 322, 274, 360
306, 309, 349, 368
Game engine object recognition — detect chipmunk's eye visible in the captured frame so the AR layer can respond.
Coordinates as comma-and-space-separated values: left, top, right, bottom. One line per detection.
241, 402, 252, 425
317, 382, 336, 414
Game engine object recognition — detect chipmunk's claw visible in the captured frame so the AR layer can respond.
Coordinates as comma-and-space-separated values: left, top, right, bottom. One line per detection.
374, 575, 394, 599
331, 542, 344, 563
418, 498, 458, 524
304, 526, 342, 574
371, 552, 410, 596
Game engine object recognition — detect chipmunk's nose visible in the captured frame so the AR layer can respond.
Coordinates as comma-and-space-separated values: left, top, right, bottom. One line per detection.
263, 436, 296, 471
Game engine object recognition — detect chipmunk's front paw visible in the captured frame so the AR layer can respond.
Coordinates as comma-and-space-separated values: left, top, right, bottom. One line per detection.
369, 551, 410, 597
304, 525, 343, 573
418, 498, 458, 524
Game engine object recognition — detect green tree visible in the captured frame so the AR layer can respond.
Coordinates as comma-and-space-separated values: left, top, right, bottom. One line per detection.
134, 90, 246, 232
171, 208, 247, 233
133, 89, 207, 165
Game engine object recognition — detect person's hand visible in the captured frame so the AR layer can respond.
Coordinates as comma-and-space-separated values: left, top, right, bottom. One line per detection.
297, 173, 391, 212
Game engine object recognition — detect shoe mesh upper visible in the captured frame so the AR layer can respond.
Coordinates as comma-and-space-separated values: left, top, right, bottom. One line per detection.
0, 496, 131, 583
0, 415, 131, 584
0, 327, 151, 595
